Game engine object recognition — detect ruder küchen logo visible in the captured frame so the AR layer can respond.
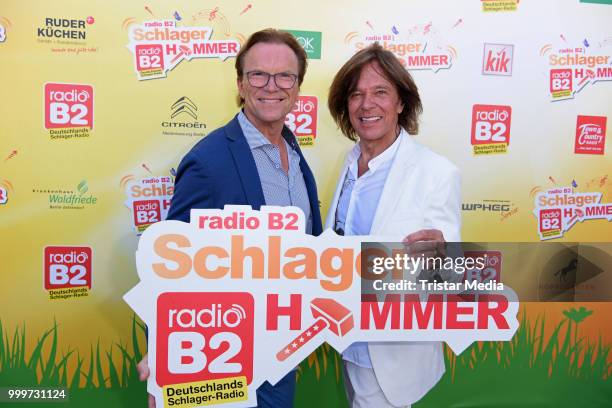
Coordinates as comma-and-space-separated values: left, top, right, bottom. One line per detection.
283, 29, 322, 59
161, 96, 206, 137
482, 43, 514, 76
37, 17, 95, 44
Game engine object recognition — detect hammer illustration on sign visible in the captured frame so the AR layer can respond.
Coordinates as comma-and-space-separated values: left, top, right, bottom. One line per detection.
276, 298, 354, 361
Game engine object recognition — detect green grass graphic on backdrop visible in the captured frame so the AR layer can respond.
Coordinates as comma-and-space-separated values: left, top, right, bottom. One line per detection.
1, 308, 611, 407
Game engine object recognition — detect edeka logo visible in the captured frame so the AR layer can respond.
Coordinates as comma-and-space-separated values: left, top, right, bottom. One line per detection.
533, 186, 612, 240
127, 20, 240, 80
44, 83, 94, 140
482, 43, 513, 76
44, 245, 92, 301
156, 292, 254, 388
345, 23, 455, 73
575, 115, 607, 155
470, 104, 512, 155
124, 176, 174, 234
285, 96, 318, 147
283, 30, 322, 59
161, 97, 206, 137
0, 187, 7, 204
542, 41, 612, 101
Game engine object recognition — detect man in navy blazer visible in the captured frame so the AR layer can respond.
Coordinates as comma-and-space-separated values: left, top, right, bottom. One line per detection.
138, 29, 322, 408
167, 114, 321, 233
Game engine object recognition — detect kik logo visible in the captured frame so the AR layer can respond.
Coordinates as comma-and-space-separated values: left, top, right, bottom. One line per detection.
482, 43, 514, 76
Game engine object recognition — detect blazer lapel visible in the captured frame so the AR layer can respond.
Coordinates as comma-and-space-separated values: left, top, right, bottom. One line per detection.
370, 132, 420, 234
224, 116, 266, 209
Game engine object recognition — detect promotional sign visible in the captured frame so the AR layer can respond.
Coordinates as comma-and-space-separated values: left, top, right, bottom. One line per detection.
126, 20, 240, 80
533, 187, 612, 240
125, 206, 519, 408
124, 176, 174, 234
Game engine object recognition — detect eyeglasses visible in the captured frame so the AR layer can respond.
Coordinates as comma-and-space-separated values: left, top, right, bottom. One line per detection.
245, 71, 298, 89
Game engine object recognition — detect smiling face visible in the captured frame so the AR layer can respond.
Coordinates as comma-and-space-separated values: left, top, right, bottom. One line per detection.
237, 42, 300, 133
348, 61, 404, 146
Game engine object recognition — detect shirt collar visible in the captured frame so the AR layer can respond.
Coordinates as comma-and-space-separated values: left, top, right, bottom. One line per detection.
347, 128, 405, 173
238, 110, 274, 149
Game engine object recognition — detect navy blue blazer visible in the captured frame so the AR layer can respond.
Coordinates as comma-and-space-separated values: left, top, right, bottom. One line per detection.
167, 114, 323, 235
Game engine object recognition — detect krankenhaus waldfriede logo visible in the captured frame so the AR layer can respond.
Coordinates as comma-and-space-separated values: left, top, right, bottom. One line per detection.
284, 96, 318, 146
344, 22, 456, 73
541, 38, 612, 100
44, 245, 92, 300
471, 104, 512, 154
482, 43, 513, 76
575, 115, 607, 155
127, 20, 240, 80
283, 30, 322, 59
533, 186, 612, 240
44, 83, 94, 139
161, 96, 206, 137
33, 180, 98, 210
124, 176, 174, 234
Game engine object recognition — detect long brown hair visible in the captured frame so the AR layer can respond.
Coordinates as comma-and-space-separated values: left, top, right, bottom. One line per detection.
328, 43, 422, 141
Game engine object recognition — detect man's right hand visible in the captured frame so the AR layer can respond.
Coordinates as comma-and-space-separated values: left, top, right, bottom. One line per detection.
137, 354, 156, 408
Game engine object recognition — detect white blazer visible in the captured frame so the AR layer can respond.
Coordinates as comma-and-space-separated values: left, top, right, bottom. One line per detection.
325, 130, 462, 406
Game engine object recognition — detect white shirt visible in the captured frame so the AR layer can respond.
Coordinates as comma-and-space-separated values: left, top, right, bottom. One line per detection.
334, 134, 402, 368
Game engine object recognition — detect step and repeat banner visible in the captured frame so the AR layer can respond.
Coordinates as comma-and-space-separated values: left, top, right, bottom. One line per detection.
1, 0, 611, 407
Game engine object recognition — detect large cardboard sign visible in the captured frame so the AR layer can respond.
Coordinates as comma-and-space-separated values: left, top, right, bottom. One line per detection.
124, 206, 519, 408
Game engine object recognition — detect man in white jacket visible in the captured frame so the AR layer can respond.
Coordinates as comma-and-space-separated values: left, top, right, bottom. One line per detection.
326, 43, 462, 408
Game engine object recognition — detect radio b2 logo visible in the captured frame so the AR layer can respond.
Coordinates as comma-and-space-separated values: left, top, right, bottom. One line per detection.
44, 83, 94, 129
471, 104, 512, 155
550, 69, 572, 99
285, 96, 318, 146
44, 246, 92, 290
156, 292, 254, 386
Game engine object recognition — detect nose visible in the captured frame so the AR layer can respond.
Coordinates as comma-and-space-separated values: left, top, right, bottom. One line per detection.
360, 91, 376, 111
263, 74, 280, 91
